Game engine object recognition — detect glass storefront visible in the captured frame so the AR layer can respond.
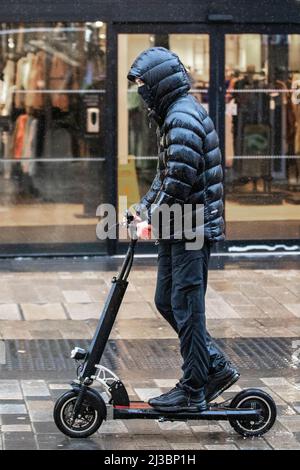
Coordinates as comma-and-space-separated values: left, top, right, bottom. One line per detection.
0, 15, 299, 255
225, 34, 300, 240
0, 22, 107, 250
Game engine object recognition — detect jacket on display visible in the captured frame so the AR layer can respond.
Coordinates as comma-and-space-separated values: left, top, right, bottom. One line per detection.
0, 59, 15, 115
14, 53, 34, 109
49, 55, 72, 112
127, 47, 225, 243
25, 51, 47, 110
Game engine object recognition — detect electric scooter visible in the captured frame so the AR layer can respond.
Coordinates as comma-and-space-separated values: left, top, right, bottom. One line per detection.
54, 212, 277, 439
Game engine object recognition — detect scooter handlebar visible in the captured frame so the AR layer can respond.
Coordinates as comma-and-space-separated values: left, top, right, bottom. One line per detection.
124, 210, 135, 227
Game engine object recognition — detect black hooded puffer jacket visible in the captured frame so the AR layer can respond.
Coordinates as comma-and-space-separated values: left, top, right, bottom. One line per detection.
127, 47, 225, 243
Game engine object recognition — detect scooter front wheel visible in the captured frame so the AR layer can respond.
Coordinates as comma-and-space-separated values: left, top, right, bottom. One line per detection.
229, 388, 277, 437
54, 390, 105, 438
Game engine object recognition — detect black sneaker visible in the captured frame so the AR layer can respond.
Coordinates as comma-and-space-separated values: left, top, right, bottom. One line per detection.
205, 362, 240, 403
148, 384, 207, 412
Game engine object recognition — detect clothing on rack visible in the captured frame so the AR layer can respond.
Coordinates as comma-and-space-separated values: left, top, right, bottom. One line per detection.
14, 52, 34, 109
49, 55, 72, 112
0, 59, 15, 116
25, 50, 47, 111
225, 76, 238, 169
1, 131, 12, 179
22, 117, 38, 175
13, 113, 29, 159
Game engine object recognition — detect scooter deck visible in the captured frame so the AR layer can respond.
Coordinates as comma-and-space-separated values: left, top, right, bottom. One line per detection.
113, 401, 261, 421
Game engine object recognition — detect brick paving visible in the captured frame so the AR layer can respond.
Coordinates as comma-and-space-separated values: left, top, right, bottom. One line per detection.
0, 265, 299, 449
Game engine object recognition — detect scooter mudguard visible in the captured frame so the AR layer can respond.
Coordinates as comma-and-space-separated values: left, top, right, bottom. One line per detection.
109, 380, 130, 406
71, 382, 107, 420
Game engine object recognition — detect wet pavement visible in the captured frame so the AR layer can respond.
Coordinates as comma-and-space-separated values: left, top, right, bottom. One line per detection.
0, 263, 299, 450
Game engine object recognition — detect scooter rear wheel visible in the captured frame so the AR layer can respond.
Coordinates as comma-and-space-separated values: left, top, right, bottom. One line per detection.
54, 390, 104, 438
229, 388, 277, 437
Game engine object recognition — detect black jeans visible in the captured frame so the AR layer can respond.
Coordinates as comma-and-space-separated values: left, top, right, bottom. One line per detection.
155, 239, 226, 394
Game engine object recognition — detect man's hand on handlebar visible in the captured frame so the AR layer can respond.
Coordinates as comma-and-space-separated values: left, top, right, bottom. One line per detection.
122, 211, 152, 240
133, 214, 142, 223
136, 220, 152, 240
131, 212, 152, 240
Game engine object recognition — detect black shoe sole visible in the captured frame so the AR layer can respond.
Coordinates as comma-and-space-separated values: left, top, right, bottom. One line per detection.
206, 372, 240, 403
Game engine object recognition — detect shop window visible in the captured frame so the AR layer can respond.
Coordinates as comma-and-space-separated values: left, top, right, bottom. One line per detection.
0, 21, 106, 249
225, 34, 300, 240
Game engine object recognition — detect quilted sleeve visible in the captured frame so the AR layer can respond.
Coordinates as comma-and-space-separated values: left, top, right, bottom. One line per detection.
133, 164, 163, 221
149, 111, 205, 222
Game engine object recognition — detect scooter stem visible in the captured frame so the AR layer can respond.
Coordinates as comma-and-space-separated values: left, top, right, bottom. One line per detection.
78, 236, 137, 383
118, 238, 137, 281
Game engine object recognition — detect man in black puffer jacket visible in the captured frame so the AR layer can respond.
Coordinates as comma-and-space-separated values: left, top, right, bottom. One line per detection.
127, 47, 239, 412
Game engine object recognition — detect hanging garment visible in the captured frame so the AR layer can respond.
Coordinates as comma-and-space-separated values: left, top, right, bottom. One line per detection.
49, 55, 72, 112
0, 59, 15, 116
14, 53, 35, 109
14, 56, 27, 109
294, 99, 300, 154
21, 117, 38, 175
276, 79, 296, 181
13, 114, 29, 159
2, 131, 13, 179
16, 27, 24, 55
225, 98, 235, 168
11, 115, 40, 199
25, 51, 47, 111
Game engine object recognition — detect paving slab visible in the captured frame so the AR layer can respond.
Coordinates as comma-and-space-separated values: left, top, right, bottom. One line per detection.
21, 380, 50, 397
26, 400, 54, 422
21, 303, 66, 321
62, 290, 92, 303
0, 381, 23, 400
0, 404, 27, 414
0, 304, 21, 320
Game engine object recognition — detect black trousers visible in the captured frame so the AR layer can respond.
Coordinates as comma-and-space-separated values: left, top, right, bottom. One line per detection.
155, 239, 226, 394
